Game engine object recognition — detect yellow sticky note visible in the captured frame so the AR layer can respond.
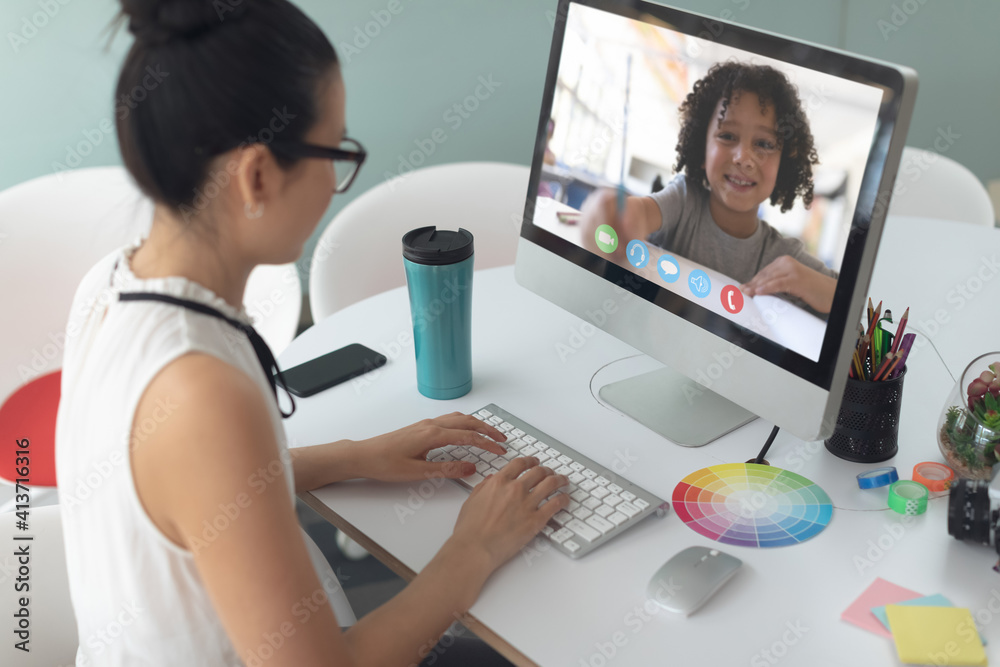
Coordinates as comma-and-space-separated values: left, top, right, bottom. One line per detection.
886, 605, 987, 666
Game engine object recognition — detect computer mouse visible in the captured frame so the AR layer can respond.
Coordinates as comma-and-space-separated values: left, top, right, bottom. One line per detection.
646, 546, 742, 616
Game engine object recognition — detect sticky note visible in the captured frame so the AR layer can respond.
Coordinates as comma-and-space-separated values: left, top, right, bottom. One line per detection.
841, 577, 922, 638
886, 605, 987, 666
872, 594, 954, 632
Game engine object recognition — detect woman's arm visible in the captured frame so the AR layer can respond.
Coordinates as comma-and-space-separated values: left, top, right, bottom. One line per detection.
133, 353, 567, 666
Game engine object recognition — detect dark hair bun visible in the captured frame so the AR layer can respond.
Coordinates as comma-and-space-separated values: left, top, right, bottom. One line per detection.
121, 0, 246, 45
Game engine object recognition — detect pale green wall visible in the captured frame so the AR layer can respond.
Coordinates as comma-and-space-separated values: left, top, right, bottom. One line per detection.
2, 0, 997, 293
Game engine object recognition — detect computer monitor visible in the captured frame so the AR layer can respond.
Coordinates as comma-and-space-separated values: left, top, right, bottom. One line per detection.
515, 0, 917, 445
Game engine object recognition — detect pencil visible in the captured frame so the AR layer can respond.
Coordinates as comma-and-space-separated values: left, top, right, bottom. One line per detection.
865, 300, 882, 339
872, 352, 896, 381
887, 333, 915, 379
867, 297, 874, 330
889, 307, 909, 354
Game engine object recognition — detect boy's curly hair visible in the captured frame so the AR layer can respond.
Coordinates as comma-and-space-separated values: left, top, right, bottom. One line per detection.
674, 61, 819, 213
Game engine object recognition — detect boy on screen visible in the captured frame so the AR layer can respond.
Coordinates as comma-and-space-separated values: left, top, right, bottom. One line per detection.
582, 61, 838, 315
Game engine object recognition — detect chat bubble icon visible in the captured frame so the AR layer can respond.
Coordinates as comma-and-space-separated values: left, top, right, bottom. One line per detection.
657, 255, 680, 283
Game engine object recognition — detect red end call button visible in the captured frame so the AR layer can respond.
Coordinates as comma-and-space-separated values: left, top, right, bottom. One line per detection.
721, 285, 744, 314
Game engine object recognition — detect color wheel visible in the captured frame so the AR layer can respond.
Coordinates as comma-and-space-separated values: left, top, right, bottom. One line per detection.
672, 463, 833, 547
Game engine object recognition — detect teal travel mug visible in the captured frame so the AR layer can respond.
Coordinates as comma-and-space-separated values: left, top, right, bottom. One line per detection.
402, 226, 474, 399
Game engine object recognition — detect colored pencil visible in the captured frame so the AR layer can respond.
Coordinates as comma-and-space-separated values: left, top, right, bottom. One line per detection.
872, 352, 896, 381
865, 300, 882, 339
886, 333, 915, 380
867, 297, 874, 330
889, 307, 909, 354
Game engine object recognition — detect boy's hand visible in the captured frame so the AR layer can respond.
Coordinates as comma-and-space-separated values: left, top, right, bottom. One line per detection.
741, 256, 836, 314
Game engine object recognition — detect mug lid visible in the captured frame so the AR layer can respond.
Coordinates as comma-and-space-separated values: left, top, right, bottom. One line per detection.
402, 226, 474, 265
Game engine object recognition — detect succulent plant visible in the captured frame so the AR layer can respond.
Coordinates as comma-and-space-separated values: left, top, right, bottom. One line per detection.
967, 363, 1000, 426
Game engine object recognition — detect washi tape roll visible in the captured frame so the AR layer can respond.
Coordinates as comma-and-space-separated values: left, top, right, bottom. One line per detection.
888, 480, 929, 516
857, 466, 899, 489
912, 462, 955, 492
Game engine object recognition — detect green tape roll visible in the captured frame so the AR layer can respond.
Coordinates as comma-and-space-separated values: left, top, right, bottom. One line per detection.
888, 480, 929, 516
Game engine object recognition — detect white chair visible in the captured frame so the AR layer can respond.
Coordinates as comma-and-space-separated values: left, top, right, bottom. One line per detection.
887, 147, 996, 226
0, 167, 302, 512
0, 506, 78, 666
309, 161, 530, 321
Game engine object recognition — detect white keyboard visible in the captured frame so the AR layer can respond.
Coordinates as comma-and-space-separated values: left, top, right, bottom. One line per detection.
427, 404, 669, 559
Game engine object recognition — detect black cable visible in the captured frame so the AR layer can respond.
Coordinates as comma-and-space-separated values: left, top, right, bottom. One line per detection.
754, 425, 780, 464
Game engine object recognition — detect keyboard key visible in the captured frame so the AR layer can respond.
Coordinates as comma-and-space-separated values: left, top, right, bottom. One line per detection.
582, 497, 601, 510
570, 462, 586, 472
579, 479, 597, 492
572, 507, 593, 521
586, 515, 614, 535
507, 439, 526, 451
618, 501, 640, 518
552, 528, 574, 544
451, 446, 469, 458
595, 476, 610, 487
566, 519, 601, 542
461, 454, 479, 465
608, 511, 628, 526
566, 499, 581, 512
499, 421, 514, 432
568, 472, 585, 484
431, 454, 450, 463
545, 447, 561, 458
535, 441, 548, 451
488, 416, 503, 425
473, 414, 485, 421
595, 504, 614, 518
570, 489, 590, 503
475, 461, 491, 474
541, 525, 554, 537
591, 486, 611, 500
558, 455, 572, 465
520, 445, 538, 457
511, 428, 525, 438
563, 540, 580, 553
479, 451, 498, 463
477, 409, 492, 418
604, 494, 623, 507
466, 473, 485, 486
608, 483, 623, 494
552, 510, 573, 526
621, 491, 636, 502
521, 435, 537, 445
634, 498, 650, 510
492, 458, 509, 471
582, 469, 597, 479
556, 465, 573, 476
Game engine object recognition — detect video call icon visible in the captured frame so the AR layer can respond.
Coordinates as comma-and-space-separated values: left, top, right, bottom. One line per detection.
595, 225, 619, 254
688, 270, 711, 298
627, 240, 650, 268
656, 255, 680, 283
720, 285, 744, 314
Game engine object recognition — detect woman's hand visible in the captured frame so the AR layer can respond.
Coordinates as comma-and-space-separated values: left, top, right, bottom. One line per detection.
741, 255, 836, 314
449, 457, 570, 572
357, 412, 508, 483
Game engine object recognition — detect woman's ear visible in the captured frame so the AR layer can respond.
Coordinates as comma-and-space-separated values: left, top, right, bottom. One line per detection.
234, 144, 270, 213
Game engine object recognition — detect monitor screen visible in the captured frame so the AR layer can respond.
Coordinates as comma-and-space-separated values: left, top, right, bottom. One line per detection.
516, 0, 916, 442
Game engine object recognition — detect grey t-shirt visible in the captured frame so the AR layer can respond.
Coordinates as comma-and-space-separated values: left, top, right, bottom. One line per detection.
647, 174, 837, 316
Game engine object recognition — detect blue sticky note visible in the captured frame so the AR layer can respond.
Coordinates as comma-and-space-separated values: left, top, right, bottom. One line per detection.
873, 595, 988, 646
872, 594, 953, 631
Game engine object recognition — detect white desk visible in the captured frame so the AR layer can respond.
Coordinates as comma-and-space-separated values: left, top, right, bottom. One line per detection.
281, 216, 1000, 666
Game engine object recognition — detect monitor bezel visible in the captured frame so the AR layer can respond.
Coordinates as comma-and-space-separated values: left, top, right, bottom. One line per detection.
520, 0, 913, 390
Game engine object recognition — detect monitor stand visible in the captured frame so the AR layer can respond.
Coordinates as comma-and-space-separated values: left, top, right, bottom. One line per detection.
598, 366, 757, 447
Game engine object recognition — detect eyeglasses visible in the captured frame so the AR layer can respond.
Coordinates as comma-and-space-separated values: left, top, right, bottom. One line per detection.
269, 137, 367, 193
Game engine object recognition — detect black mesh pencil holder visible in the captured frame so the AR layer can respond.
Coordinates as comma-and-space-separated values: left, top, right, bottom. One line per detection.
825, 367, 906, 463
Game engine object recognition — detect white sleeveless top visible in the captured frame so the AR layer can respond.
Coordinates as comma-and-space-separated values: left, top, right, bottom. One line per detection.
55, 238, 355, 666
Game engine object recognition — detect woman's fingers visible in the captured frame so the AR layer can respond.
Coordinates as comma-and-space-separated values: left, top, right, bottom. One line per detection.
515, 464, 555, 491
498, 456, 539, 481
527, 473, 570, 502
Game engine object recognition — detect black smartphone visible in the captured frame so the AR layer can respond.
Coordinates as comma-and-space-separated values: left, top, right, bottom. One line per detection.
278, 343, 387, 397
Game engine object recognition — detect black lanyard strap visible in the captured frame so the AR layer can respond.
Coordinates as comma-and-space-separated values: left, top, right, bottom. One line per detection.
118, 291, 296, 418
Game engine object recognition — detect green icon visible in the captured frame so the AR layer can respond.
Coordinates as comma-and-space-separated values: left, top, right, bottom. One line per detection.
595, 225, 618, 254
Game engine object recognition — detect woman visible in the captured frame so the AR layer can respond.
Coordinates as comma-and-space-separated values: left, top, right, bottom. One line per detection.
55, 1, 569, 664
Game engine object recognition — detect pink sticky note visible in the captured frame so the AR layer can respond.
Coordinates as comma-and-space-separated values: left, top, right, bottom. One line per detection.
841, 578, 922, 638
